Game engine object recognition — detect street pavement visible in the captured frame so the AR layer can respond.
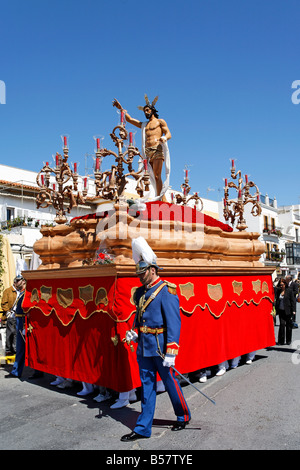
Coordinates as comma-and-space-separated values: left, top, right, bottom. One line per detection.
1, 303, 300, 452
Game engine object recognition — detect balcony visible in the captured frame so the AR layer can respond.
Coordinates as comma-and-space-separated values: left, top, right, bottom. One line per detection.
0, 216, 54, 232
265, 250, 285, 263
263, 227, 282, 237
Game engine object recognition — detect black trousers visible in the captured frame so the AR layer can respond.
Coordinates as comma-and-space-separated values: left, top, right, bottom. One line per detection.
278, 309, 293, 345
6, 317, 16, 354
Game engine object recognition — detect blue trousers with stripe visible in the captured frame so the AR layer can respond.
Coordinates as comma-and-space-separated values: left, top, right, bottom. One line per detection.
134, 355, 191, 437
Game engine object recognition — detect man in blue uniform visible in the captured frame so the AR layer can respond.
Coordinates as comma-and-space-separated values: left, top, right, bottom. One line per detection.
121, 254, 191, 442
5, 283, 26, 378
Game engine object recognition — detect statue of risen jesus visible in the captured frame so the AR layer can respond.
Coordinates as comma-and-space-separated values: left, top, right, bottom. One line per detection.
113, 96, 171, 198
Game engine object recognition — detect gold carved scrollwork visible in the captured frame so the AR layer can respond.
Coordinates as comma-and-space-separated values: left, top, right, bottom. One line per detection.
40, 286, 52, 303
252, 280, 261, 294
95, 287, 108, 306
179, 282, 195, 301
232, 281, 243, 296
57, 288, 74, 308
79, 285, 94, 305
207, 284, 223, 302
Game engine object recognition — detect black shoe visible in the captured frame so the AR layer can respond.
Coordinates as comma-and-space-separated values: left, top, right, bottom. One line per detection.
4, 373, 19, 379
28, 371, 44, 379
171, 420, 190, 431
121, 431, 148, 442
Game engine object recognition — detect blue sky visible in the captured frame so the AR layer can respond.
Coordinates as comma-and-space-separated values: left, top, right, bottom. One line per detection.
1, 0, 300, 206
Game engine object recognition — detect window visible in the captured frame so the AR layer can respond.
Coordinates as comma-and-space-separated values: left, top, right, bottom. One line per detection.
6, 207, 14, 221
271, 218, 275, 230
264, 215, 268, 230
296, 229, 299, 243
286, 242, 300, 265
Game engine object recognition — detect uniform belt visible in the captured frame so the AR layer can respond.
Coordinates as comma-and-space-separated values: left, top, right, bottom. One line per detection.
139, 326, 166, 334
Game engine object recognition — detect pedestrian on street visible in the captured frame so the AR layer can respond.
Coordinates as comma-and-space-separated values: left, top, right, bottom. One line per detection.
275, 278, 294, 345
5, 285, 26, 378
1, 275, 26, 355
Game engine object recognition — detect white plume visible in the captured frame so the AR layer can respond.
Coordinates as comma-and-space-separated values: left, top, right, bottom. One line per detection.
132, 237, 157, 264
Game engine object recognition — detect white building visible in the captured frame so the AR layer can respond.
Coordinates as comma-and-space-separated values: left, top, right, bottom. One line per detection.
0, 163, 98, 271
218, 192, 300, 279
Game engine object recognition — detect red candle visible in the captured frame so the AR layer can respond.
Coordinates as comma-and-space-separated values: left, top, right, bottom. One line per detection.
96, 138, 100, 149
74, 163, 77, 173
129, 132, 133, 144
224, 198, 226, 206
183, 186, 186, 196
56, 153, 59, 166
121, 111, 124, 123
185, 169, 188, 179
84, 177, 87, 189
225, 178, 228, 187
143, 159, 148, 170
245, 174, 248, 183
257, 193, 260, 201
41, 174, 44, 185
64, 136, 67, 148
238, 189, 242, 198
95, 157, 100, 171
171, 193, 174, 201
53, 183, 56, 190
46, 161, 49, 166
232, 159, 234, 168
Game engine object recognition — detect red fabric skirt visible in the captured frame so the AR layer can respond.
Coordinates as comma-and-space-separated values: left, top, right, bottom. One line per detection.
23, 272, 275, 392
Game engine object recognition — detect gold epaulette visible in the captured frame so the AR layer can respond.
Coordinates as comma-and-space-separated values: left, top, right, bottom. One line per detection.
164, 281, 177, 295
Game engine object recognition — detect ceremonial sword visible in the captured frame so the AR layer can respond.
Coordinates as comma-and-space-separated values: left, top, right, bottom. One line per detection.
156, 350, 216, 406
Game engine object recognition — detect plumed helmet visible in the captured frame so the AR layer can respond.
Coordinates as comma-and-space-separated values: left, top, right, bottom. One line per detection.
132, 236, 163, 275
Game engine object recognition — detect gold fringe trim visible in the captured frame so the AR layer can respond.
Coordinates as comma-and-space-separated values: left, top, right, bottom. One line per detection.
23, 304, 137, 327
180, 296, 274, 319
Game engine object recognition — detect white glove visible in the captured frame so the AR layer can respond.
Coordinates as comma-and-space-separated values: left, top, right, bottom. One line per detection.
162, 354, 175, 368
125, 329, 138, 343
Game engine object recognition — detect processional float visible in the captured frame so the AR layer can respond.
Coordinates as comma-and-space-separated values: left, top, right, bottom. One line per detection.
22, 99, 275, 392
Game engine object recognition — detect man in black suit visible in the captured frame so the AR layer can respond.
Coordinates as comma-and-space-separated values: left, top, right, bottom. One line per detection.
285, 275, 298, 323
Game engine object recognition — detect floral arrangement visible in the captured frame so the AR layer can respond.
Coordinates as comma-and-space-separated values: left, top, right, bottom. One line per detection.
94, 251, 115, 265
83, 250, 115, 266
